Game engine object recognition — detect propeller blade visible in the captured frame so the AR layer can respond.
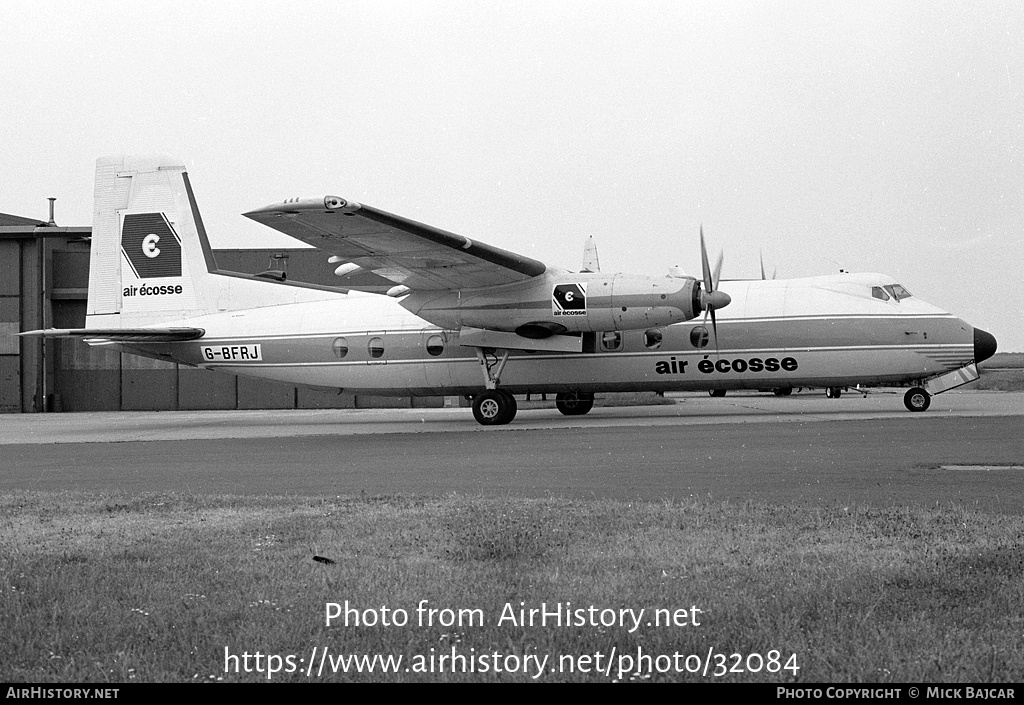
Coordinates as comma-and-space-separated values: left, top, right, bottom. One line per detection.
700, 226, 713, 294
710, 306, 719, 354
698, 301, 720, 355
759, 251, 779, 280
712, 250, 724, 290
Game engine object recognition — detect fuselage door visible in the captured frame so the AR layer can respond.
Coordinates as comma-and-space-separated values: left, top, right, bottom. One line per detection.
421, 329, 454, 388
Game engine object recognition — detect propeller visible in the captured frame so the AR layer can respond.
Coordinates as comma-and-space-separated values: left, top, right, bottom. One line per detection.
699, 226, 731, 351
759, 251, 777, 280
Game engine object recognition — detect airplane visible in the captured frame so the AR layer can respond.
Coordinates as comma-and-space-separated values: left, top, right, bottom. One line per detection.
22, 155, 997, 426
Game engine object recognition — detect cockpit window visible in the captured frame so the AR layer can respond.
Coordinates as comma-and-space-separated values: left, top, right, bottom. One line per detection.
872, 284, 913, 302
887, 284, 913, 301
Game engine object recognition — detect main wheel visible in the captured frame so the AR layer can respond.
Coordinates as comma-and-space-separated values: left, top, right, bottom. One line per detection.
903, 387, 930, 412
773, 387, 793, 397
555, 391, 595, 416
825, 387, 842, 399
709, 389, 727, 397
472, 390, 517, 425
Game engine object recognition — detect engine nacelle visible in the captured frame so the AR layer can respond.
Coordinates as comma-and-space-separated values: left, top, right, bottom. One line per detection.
401, 272, 706, 337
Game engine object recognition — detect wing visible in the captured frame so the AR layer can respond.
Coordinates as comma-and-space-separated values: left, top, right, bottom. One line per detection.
19, 328, 205, 342
243, 197, 548, 290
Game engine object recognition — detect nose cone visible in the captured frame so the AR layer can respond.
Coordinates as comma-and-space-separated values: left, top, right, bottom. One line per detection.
974, 327, 997, 363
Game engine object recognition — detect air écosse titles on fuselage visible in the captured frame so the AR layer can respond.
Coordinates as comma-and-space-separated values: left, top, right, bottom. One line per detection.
655, 355, 799, 375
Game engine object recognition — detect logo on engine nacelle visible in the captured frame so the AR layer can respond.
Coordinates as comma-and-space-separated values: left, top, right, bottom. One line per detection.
552, 283, 587, 317
121, 213, 182, 278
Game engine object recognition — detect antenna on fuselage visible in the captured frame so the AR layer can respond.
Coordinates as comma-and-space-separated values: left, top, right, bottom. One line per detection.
819, 256, 848, 274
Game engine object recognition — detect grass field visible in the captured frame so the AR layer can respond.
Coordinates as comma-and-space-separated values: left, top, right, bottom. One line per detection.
981, 353, 1024, 369
2, 492, 1021, 683
969, 354, 1024, 391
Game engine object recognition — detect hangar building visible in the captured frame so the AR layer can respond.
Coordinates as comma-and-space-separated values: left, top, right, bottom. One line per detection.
0, 206, 443, 413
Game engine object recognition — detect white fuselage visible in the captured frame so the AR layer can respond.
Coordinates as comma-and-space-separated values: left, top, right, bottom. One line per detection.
105, 273, 976, 397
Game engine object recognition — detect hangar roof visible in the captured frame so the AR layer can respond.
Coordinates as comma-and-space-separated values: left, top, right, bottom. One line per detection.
0, 212, 45, 227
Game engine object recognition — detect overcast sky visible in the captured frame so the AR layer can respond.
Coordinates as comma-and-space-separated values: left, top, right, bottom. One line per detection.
2, 1, 1021, 350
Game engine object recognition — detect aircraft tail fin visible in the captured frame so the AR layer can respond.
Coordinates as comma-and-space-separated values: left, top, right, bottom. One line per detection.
86, 155, 341, 330
87, 156, 222, 327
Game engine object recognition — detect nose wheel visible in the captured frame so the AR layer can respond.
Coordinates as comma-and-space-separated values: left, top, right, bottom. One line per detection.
903, 387, 931, 412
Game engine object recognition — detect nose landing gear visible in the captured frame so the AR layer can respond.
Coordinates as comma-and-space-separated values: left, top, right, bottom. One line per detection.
903, 387, 931, 412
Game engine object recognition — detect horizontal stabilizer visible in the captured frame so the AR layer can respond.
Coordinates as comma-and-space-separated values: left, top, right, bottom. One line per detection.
19, 327, 205, 342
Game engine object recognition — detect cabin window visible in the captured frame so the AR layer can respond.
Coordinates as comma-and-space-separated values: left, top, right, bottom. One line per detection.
426, 334, 445, 356
332, 337, 349, 359
368, 336, 385, 358
600, 331, 623, 352
644, 328, 663, 350
871, 286, 890, 301
689, 326, 709, 348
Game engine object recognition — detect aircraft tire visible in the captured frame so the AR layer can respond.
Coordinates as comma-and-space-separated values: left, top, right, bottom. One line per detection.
773, 387, 793, 397
903, 387, 931, 412
825, 387, 842, 399
555, 391, 594, 416
473, 390, 517, 425
497, 390, 518, 424
709, 389, 727, 397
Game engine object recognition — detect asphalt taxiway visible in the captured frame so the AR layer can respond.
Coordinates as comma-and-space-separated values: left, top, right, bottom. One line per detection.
1, 391, 1022, 513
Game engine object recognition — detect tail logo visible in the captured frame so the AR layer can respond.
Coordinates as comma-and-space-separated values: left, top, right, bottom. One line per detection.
142, 234, 161, 258
122, 213, 182, 278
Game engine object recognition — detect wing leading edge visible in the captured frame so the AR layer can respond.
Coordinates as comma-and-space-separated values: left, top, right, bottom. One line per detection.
243, 197, 548, 291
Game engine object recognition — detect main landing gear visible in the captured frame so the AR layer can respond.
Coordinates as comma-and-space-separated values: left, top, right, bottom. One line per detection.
471, 347, 517, 426
472, 389, 518, 425
555, 391, 594, 416
469, 347, 600, 425
825, 386, 842, 399
903, 387, 931, 412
